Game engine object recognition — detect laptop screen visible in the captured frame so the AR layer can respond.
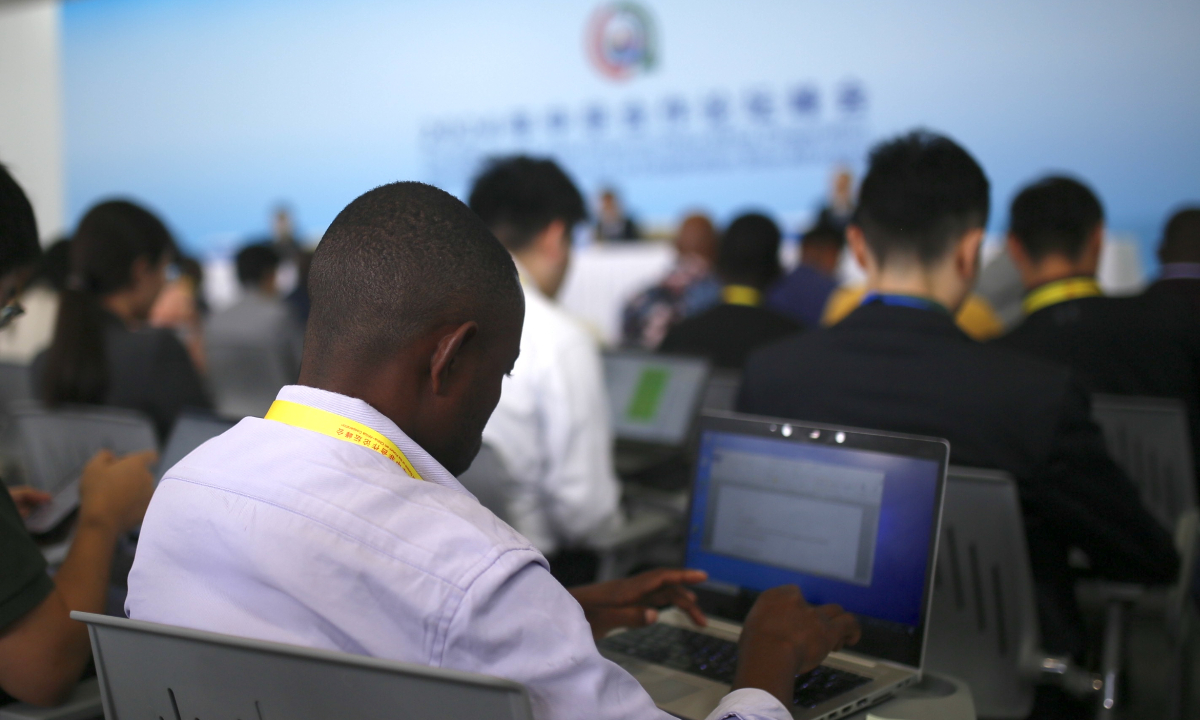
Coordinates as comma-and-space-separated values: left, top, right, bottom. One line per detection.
157, 413, 237, 483
685, 413, 947, 668
603, 352, 709, 445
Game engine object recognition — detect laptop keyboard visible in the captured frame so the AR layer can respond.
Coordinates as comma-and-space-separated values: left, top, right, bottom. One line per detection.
599, 624, 873, 709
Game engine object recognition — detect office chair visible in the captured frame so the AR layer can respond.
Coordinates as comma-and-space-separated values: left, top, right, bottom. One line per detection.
925, 467, 1101, 719
69, 612, 533, 720
1086, 394, 1198, 720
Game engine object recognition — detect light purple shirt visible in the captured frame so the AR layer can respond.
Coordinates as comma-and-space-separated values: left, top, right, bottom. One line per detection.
126, 385, 788, 720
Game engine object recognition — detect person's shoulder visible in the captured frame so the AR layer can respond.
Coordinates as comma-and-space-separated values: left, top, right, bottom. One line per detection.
162, 419, 541, 582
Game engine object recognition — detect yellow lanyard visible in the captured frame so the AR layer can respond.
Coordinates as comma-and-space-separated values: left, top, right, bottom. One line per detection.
1022, 277, 1102, 316
722, 284, 762, 307
265, 400, 422, 480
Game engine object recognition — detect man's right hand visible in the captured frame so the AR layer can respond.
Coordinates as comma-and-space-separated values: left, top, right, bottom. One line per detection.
77, 449, 158, 536
732, 585, 862, 707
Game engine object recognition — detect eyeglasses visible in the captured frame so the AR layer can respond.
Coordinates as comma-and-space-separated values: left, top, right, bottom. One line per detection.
0, 300, 25, 330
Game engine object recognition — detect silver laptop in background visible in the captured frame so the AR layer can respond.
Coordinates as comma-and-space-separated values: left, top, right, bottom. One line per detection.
599, 412, 949, 720
602, 351, 710, 480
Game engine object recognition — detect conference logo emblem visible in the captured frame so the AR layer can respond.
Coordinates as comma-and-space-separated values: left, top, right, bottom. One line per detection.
586, 3, 658, 81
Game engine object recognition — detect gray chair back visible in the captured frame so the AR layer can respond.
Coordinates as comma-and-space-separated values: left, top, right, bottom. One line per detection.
700, 371, 741, 412
206, 343, 293, 418
457, 442, 516, 523
1090, 394, 1197, 531
72, 612, 533, 720
14, 403, 157, 495
925, 467, 1039, 720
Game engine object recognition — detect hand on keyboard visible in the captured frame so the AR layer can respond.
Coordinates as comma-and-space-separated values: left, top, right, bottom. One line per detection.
570, 568, 709, 640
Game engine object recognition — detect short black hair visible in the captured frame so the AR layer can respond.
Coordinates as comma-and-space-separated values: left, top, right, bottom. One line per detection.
0, 164, 42, 278
1009, 176, 1104, 262
718, 213, 783, 289
853, 130, 990, 265
468, 156, 587, 252
801, 221, 845, 250
1158, 207, 1200, 264
235, 242, 281, 286
305, 181, 522, 371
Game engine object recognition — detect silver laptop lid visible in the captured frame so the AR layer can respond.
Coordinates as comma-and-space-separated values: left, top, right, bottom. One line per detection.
603, 351, 710, 446
685, 411, 948, 671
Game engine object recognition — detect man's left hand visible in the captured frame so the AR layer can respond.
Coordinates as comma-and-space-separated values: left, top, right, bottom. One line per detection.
8, 486, 51, 519
569, 568, 708, 640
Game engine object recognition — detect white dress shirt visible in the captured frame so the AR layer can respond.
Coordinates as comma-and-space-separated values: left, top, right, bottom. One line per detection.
480, 275, 624, 554
125, 385, 788, 720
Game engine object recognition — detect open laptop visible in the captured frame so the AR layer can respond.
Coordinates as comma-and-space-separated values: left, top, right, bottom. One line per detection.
156, 411, 237, 483
603, 351, 710, 483
599, 412, 949, 720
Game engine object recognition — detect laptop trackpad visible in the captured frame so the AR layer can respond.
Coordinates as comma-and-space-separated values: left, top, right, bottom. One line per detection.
643, 676, 707, 704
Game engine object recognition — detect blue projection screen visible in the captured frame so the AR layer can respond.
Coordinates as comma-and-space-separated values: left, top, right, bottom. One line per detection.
62, 0, 1200, 264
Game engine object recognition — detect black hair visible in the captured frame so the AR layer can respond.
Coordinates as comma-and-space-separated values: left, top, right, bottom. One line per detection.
853, 130, 990, 265
1158, 207, 1200, 264
801, 220, 845, 250
37, 238, 72, 292
304, 181, 522, 374
1009, 176, 1104, 262
236, 242, 281, 287
41, 200, 175, 406
718, 213, 783, 289
0, 164, 42, 278
467, 156, 587, 252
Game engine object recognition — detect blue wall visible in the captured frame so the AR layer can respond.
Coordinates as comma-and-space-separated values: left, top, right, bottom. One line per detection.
63, 0, 1200, 267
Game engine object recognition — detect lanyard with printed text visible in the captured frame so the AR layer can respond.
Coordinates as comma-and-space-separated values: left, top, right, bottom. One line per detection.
1022, 277, 1102, 316
265, 400, 423, 480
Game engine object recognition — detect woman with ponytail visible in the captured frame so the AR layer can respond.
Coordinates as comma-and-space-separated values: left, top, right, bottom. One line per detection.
35, 200, 209, 440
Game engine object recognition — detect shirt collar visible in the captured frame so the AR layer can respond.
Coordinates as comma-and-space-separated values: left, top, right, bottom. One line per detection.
275, 385, 475, 499
861, 292, 951, 315
1022, 276, 1102, 315
1160, 263, 1200, 281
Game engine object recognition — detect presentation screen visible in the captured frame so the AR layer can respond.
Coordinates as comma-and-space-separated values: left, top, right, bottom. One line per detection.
62, 0, 1200, 266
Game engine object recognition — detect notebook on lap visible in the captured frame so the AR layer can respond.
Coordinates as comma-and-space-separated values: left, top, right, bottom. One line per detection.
599, 412, 949, 720
603, 351, 710, 484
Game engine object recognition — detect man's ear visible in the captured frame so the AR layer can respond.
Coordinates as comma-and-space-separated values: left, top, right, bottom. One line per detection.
1006, 234, 1036, 285
956, 228, 986, 281
1083, 224, 1105, 271
429, 321, 479, 396
846, 225, 873, 275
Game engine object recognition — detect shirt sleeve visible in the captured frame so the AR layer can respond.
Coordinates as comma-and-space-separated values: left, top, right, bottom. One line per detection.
0, 488, 54, 633
441, 552, 790, 720
537, 328, 623, 546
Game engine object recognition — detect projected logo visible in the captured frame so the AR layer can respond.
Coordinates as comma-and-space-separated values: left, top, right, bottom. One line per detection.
587, 3, 657, 81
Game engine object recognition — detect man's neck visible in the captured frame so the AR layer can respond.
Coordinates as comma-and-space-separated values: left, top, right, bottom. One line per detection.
1020, 255, 1096, 291
867, 270, 962, 314
511, 253, 558, 299
102, 291, 143, 327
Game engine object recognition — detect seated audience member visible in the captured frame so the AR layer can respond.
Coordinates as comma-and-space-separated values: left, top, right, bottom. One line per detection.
621, 213, 721, 349
766, 221, 842, 328
206, 242, 304, 383
150, 255, 207, 374
737, 132, 1178, 668
0, 165, 156, 707
595, 187, 640, 241
1144, 206, 1200, 313
126, 181, 860, 720
661, 214, 800, 369
0, 239, 69, 364
34, 200, 210, 441
996, 178, 1200, 479
467, 157, 623, 565
822, 283, 1005, 340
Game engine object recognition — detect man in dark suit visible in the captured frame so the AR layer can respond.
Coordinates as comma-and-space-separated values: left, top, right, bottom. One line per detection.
738, 132, 1178, 670
1144, 206, 1200, 313
996, 179, 1200, 479
660, 213, 800, 369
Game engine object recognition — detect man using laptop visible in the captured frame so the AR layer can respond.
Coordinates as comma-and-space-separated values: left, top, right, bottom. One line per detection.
737, 131, 1177, 679
127, 181, 859, 720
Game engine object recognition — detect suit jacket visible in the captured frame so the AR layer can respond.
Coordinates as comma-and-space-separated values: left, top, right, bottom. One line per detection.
995, 292, 1200, 479
738, 302, 1178, 655
660, 303, 801, 370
